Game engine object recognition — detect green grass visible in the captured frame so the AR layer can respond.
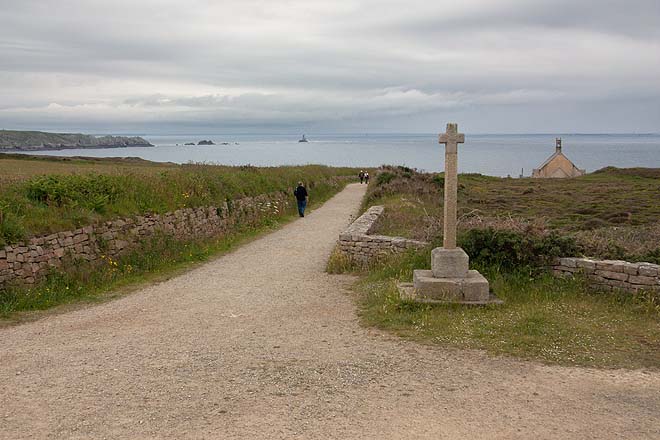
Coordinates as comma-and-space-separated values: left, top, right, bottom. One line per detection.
351, 249, 660, 369
0, 154, 357, 246
0, 182, 341, 320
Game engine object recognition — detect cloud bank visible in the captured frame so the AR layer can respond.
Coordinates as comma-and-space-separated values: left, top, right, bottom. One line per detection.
1, 0, 658, 133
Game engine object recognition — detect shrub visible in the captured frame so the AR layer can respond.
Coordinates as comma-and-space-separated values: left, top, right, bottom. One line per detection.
376, 172, 395, 186
459, 228, 581, 270
326, 248, 358, 274
0, 213, 24, 246
637, 248, 660, 265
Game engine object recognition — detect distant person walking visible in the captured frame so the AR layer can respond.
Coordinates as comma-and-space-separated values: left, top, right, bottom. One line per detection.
364, 172, 370, 184
359, 170, 365, 184
294, 181, 309, 217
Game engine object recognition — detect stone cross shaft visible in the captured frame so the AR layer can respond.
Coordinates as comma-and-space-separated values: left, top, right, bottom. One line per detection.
438, 123, 465, 249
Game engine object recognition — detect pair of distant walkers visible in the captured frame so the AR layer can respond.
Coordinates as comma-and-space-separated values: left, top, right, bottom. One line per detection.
358, 170, 370, 184
293, 181, 309, 217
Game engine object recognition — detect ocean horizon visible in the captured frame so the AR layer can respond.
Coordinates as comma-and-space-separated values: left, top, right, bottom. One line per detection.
7, 132, 660, 177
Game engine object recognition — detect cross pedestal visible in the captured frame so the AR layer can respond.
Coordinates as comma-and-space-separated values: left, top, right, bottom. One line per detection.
400, 123, 499, 304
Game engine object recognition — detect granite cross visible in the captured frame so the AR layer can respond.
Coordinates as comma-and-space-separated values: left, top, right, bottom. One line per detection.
438, 123, 465, 249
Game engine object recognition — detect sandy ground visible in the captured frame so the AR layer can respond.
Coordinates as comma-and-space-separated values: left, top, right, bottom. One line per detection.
1, 183, 659, 439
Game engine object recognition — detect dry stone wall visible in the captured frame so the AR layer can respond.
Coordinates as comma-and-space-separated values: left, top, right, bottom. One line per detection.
553, 257, 660, 293
337, 206, 427, 265
336, 208, 660, 294
0, 193, 290, 287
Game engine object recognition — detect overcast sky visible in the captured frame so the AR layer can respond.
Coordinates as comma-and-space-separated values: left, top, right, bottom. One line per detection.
1, 0, 659, 134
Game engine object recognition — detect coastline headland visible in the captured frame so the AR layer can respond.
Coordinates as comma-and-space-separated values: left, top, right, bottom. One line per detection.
0, 129, 153, 151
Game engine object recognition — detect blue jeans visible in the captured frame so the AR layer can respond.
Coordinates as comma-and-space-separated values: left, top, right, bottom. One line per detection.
297, 199, 307, 216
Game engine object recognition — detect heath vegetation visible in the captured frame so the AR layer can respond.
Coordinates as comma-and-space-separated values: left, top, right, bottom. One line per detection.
330, 165, 660, 369
369, 165, 660, 263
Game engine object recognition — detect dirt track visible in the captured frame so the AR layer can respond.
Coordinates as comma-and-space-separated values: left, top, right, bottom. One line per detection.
1, 183, 659, 439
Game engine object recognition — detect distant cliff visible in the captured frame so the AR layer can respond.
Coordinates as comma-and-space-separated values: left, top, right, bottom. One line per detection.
0, 130, 153, 151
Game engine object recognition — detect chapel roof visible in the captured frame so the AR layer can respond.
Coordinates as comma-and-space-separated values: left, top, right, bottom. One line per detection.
535, 138, 581, 171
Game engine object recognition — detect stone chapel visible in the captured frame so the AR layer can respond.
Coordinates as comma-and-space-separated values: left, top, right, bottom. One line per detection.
532, 138, 585, 178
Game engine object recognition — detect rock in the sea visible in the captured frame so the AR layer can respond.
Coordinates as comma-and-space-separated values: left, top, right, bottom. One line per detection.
197, 140, 215, 145
184, 142, 195, 145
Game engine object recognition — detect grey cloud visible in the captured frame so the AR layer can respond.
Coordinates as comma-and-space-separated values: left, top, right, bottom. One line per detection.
370, 0, 660, 39
0, 0, 658, 133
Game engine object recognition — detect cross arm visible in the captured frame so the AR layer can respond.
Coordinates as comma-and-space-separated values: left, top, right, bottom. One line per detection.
438, 133, 465, 144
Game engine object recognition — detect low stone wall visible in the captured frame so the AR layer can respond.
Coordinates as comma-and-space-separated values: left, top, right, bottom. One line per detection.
0, 193, 290, 287
336, 209, 660, 293
553, 257, 660, 293
337, 206, 427, 265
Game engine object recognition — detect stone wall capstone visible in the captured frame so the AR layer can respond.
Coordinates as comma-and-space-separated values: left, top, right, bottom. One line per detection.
0, 193, 290, 288
552, 257, 660, 293
337, 206, 427, 265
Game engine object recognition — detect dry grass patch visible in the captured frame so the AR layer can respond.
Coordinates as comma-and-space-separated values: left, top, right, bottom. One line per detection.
368, 165, 660, 262
0, 154, 173, 184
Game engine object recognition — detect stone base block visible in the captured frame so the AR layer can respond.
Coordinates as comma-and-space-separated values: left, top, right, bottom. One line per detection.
399, 281, 503, 305
431, 247, 469, 278
412, 269, 490, 302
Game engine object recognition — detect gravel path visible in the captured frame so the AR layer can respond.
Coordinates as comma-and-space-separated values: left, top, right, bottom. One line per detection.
1, 183, 659, 439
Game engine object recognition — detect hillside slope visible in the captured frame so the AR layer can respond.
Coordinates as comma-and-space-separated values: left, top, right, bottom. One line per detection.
0, 130, 152, 150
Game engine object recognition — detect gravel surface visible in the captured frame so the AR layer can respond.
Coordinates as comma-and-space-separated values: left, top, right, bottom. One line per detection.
1, 183, 659, 439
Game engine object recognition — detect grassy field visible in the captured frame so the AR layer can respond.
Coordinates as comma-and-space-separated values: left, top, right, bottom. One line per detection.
0, 154, 357, 246
331, 166, 660, 369
0, 154, 172, 184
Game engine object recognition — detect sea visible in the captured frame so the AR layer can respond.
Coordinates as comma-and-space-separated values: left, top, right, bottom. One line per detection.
8, 133, 660, 177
